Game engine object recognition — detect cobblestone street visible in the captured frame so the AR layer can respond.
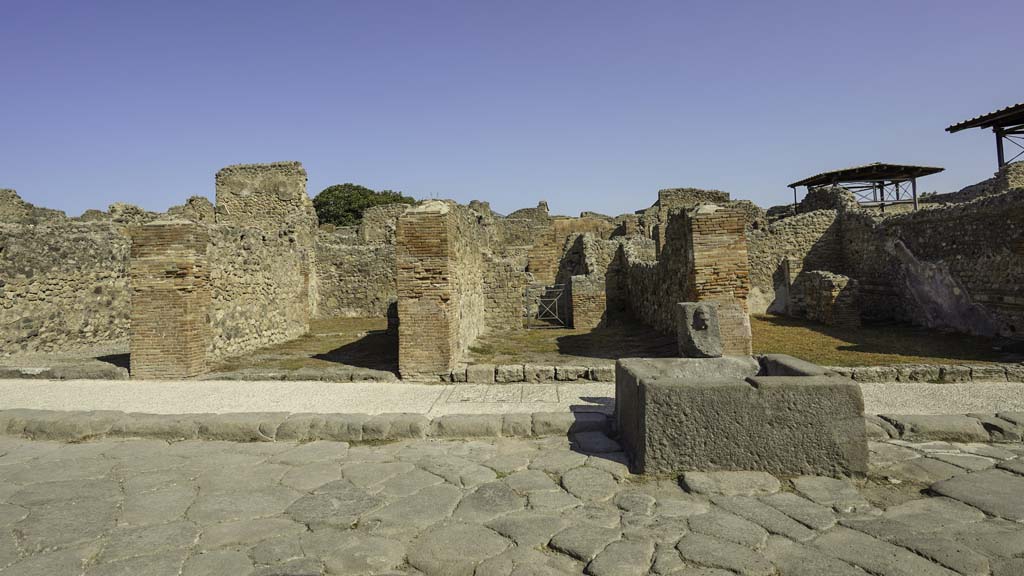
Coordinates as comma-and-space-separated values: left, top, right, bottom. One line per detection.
1, 434, 1023, 575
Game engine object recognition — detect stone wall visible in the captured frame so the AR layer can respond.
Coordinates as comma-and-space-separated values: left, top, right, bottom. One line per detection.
746, 209, 843, 314
615, 204, 752, 354
129, 221, 210, 379
569, 274, 606, 329
206, 224, 312, 361
314, 230, 396, 318
795, 270, 860, 328
0, 216, 131, 355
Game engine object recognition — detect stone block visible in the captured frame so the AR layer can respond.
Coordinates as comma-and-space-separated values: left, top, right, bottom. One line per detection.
387, 414, 430, 438
501, 413, 533, 437
970, 364, 1007, 382
466, 364, 495, 384
196, 413, 288, 442
555, 366, 588, 381
760, 354, 830, 377
676, 302, 723, 358
450, 367, 468, 383
616, 357, 866, 477
532, 412, 609, 436
524, 365, 555, 383
850, 366, 898, 382
938, 365, 971, 383
430, 415, 502, 438
880, 414, 989, 443
588, 365, 616, 382
894, 364, 941, 383
969, 413, 1023, 442
495, 365, 525, 383
1004, 364, 1024, 382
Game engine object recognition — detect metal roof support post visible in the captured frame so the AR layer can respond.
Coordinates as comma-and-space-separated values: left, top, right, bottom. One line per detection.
996, 127, 1006, 167
912, 178, 918, 211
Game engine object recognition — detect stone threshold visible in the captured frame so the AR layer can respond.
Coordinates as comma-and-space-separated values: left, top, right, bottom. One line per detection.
1, 408, 1021, 445
830, 362, 1024, 384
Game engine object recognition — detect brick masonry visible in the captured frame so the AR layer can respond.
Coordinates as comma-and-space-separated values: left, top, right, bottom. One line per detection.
129, 221, 211, 379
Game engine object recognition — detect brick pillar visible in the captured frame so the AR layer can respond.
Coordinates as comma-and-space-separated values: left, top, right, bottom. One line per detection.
130, 221, 211, 379
686, 205, 753, 355
396, 202, 457, 378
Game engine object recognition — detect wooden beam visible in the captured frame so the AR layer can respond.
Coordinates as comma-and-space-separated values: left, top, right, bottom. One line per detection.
912, 178, 918, 211
997, 127, 1006, 167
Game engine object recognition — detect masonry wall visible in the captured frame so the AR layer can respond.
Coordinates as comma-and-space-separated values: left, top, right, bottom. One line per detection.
129, 222, 210, 379
796, 270, 860, 329
0, 218, 131, 355
615, 204, 751, 354
746, 209, 843, 314
206, 225, 312, 361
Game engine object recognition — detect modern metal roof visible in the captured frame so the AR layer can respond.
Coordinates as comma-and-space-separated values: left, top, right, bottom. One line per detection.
946, 102, 1024, 133
788, 162, 944, 188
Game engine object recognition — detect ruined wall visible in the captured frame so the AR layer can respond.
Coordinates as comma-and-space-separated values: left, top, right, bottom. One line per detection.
524, 217, 615, 284
0, 216, 130, 355
848, 189, 1024, 338
483, 252, 530, 332
206, 225, 312, 361
796, 270, 860, 328
746, 210, 843, 314
569, 274, 606, 329
129, 222, 210, 379
616, 204, 751, 354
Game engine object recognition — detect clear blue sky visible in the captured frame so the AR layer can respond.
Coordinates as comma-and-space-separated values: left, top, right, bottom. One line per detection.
2, 1, 1021, 217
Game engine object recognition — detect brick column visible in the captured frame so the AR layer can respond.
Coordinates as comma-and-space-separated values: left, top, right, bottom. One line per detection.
130, 221, 211, 379
686, 205, 753, 355
396, 202, 457, 378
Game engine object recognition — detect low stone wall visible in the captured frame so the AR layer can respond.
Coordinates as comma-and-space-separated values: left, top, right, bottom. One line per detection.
829, 363, 1024, 384
795, 270, 860, 328
447, 363, 616, 383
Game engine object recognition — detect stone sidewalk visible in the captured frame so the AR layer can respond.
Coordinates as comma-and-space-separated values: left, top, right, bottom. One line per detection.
1, 434, 1023, 575
2, 379, 1023, 416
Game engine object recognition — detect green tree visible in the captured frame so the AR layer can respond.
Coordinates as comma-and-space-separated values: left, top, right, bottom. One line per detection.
313, 183, 415, 226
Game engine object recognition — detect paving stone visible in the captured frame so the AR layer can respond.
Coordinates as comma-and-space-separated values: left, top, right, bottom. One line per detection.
486, 510, 569, 547
195, 412, 288, 442
418, 455, 497, 487
285, 480, 383, 529
586, 538, 654, 576
760, 492, 836, 531
561, 466, 618, 502
14, 498, 118, 553
269, 440, 349, 465
190, 485, 303, 524
688, 510, 768, 548
762, 535, 866, 576
302, 530, 405, 575
613, 490, 657, 515
681, 471, 781, 497
251, 557, 323, 576
656, 494, 711, 518
938, 518, 1024, 559
711, 495, 817, 542
996, 458, 1024, 476
529, 489, 583, 511
475, 546, 581, 576
868, 442, 921, 468
864, 415, 899, 439
9, 477, 121, 506
929, 452, 997, 471
882, 414, 990, 442
377, 468, 444, 498
504, 469, 559, 493
572, 431, 621, 453
280, 463, 341, 493
2, 542, 101, 576
791, 476, 873, 513
585, 453, 631, 480
453, 481, 525, 523
99, 520, 199, 563
407, 522, 510, 576
84, 549, 189, 576
0, 503, 29, 526
565, 503, 622, 528
675, 532, 775, 576
956, 442, 1019, 460
992, 558, 1024, 576
650, 543, 686, 575
248, 535, 304, 566
880, 457, 966, 484
549, 524, 621, 562
182, 550, 255, 576
529, 449, 588, 476
482, 453, 531, 475
997, 412, 1024, 426
363, 483, 463, 533
812, 526, 959, 576
341, 461, 415, 490
840, 517, 990, 576
931, 469, 1024, 521
198, 518, 307, 551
